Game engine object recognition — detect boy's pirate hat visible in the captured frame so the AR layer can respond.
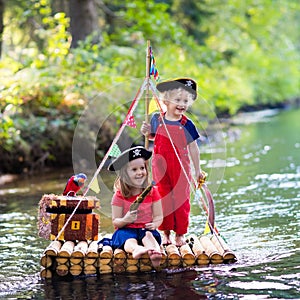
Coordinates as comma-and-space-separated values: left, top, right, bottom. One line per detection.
156, 78, 197, 100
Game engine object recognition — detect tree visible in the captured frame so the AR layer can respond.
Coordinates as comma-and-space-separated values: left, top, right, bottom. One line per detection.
0, 0, 4, 58
69, 0, 100, 48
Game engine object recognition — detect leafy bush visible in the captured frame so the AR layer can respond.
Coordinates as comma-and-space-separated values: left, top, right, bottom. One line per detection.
1, 0, 300, 174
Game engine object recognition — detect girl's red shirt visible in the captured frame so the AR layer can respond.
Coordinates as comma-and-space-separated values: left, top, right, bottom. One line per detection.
111, 186, 160, 228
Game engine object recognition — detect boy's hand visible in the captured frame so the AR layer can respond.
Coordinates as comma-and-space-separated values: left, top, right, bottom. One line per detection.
140, 121, 151, 136
197, 170, 207, 188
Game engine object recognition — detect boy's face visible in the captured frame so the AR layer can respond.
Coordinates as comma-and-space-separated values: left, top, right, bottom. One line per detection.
163, 88, 192, 117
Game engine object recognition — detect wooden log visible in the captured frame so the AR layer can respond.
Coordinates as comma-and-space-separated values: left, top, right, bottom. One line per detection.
160, 245, 168, 267
197, 257, 210, 265
87, 241, 99, 258
69, 240, 96, 265
179, 244, 195, 266
70, 263, 83, 276
72, 241, 88, 258
140, 253, 151, 266
188, 234, 209, 265
200, 235, 223, 263
126, 253, 139, 266
97, 245, 113, 266
211, 258, 223, 265
40, 254, 53, 268
58, 241, 75, 257
40, 267, 53, 279
84, 257, 97, 265
44, 240, 62, 256
56, 263, 69, 276
210, 235, 236, 261
113, 249, 126, 265
70, 256, 83, 265
84, 263, 97, 275
100, 245, 113, 259
165, 244, 181, 266
97, 257, 111, 266
114, 248, 126, 258
56, 256, 68, 264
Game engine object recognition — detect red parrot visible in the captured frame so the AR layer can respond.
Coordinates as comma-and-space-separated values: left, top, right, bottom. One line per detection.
63, 173, 87, 196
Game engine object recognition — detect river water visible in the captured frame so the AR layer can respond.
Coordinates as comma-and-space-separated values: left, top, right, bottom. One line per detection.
0, 108, 299, 299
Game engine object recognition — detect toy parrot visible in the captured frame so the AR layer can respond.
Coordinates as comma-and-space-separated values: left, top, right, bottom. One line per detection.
63, 173, 87, 196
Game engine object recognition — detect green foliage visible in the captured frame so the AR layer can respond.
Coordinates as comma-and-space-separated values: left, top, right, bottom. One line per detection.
0, 0, 300, 173
103, 0, 186, 48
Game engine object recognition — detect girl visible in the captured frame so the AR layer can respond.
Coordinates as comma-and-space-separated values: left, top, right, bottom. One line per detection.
141, 78, 205, 247
107, 146, 163, 268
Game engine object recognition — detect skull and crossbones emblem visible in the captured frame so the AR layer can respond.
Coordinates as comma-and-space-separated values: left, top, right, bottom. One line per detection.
185, 80, 193, 87
132, 149, 142, 158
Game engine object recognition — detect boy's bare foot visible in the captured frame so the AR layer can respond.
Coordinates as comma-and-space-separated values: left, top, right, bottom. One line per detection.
162, 230, 172, 245
148, 249, 162, 268
175, 234, 186, 247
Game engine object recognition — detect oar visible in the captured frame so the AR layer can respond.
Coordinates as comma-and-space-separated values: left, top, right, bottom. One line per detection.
195, 172, 219, 235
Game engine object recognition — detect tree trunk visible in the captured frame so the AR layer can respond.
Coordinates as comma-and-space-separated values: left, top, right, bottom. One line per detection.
0, 0, 4, 58
69, 0, 100, 48
52, 0, 69, 15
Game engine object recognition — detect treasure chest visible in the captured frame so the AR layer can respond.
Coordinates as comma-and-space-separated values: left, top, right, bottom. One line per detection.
38, 194, 100, 241
49, 213, 99, 241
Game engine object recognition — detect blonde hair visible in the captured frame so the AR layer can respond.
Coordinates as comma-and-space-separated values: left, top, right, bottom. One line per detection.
114, 160, 150, 198
160, 88, 194, 104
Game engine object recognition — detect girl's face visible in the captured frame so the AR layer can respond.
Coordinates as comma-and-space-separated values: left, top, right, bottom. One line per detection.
163, 89, 192, 119
126, 158, 148, 188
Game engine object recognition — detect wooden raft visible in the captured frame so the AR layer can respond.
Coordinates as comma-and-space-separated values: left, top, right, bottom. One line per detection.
40, 234, 236, 278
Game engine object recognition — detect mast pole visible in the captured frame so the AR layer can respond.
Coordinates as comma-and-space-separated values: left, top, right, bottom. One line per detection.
145, 40, 151, 149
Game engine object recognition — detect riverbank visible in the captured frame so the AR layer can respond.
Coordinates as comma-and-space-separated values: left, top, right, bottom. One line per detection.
0, 107, 287, 181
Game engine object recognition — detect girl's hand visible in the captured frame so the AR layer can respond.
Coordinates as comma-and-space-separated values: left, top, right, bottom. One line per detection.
140, 121, 151, 136
123, 210, 138, 224
145, 222, 156, 231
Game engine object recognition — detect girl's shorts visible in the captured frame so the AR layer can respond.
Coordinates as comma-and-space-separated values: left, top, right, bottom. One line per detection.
99, 228, 161, 249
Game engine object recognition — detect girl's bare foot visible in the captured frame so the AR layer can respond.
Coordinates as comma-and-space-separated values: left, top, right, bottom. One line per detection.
162, 230, 172, 245
148, 249, 162, 268
132, 245, 148, 259
175, 234, 186, 247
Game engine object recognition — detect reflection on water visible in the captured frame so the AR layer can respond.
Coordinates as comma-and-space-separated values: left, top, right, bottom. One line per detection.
0, 109, 300, 299
42, 270, 202, 299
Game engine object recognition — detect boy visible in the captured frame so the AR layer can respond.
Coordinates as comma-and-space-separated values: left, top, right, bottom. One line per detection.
141, 78, 204, 246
